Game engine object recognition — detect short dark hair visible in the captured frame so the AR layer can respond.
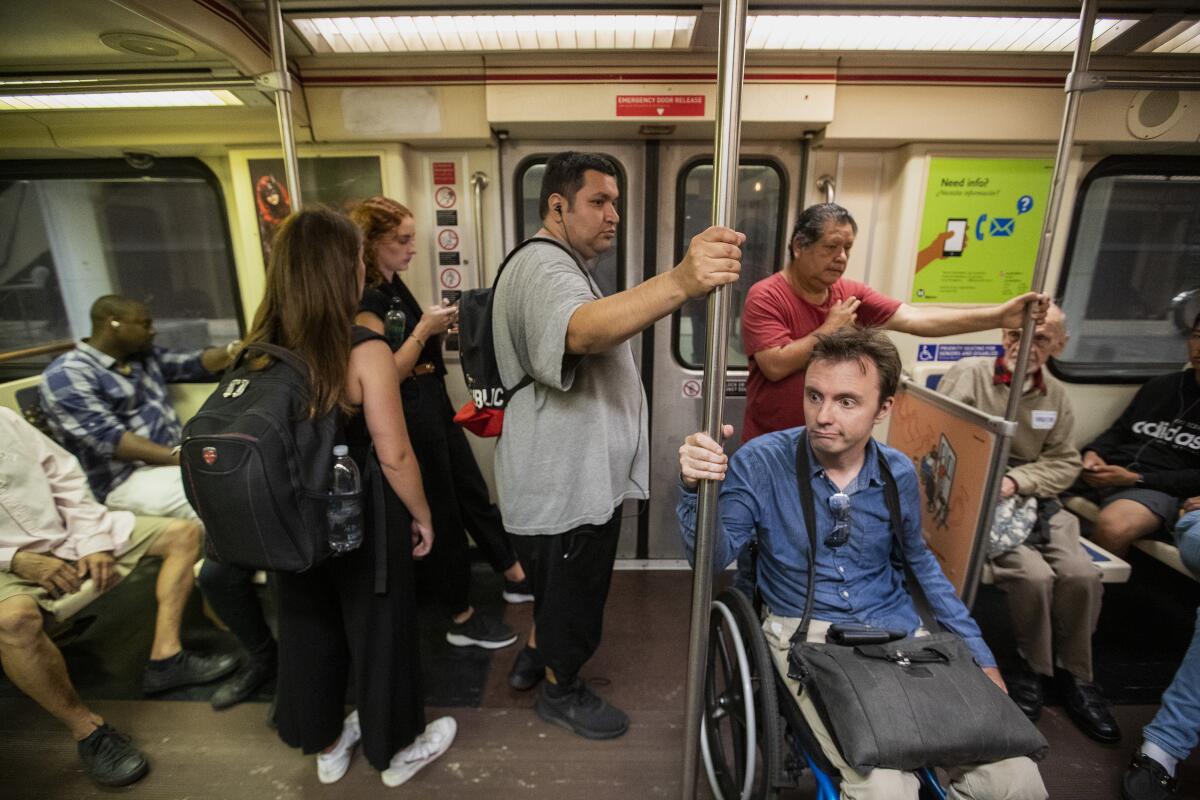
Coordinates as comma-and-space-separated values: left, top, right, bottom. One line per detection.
789, 203, 857, 259
90, 294, 139, 326
1192, 310, 1200, 331
539, 151, 618, 219
810, 327, 901, 403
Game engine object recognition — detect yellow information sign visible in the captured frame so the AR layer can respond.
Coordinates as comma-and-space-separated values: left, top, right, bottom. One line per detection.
912, 157, 1053, 304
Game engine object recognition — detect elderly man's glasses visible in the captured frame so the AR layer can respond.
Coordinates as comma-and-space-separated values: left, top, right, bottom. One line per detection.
825, 492, 851, 548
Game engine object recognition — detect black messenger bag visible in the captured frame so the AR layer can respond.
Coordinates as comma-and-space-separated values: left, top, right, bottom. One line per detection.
785, 434, 1048, 773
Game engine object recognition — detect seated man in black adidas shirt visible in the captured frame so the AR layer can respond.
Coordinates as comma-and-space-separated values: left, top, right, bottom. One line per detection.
1078, 313, 1200, 556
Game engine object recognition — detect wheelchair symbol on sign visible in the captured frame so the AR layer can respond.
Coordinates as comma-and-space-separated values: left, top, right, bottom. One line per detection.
917, 344, 936, 362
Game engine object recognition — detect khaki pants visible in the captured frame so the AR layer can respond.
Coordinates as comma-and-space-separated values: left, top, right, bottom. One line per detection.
990, 508, 1102, 681
762, 613, 1047, 800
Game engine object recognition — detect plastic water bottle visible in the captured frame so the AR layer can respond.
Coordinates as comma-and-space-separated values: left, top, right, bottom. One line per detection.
384, 297, 407, 351
327, 445, 363, 554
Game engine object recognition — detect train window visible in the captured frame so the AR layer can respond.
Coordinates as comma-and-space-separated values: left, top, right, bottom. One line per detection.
514, 156, 626, 297
673, 159, 786, 370
1055, 157, 1200, 382
0, 158, 241, 379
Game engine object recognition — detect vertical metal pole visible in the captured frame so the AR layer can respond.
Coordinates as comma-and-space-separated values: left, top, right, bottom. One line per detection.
266, 0, 303, 209
1003, 0, 1095, 418
968, 0, 1096, 606
470, 172, 490, 287
681, 0, 747, 796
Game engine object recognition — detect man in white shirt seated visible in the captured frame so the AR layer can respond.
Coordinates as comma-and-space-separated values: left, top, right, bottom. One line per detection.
0, 408, 236, 787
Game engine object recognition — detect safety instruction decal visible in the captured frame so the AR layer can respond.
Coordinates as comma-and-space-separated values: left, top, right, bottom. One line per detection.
916, 343, 1005, 362
912, 157, 1053, 304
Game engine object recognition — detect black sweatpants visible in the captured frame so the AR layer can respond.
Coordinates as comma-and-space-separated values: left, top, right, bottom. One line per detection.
404, 374, 518, 614
512, 509, 622, 682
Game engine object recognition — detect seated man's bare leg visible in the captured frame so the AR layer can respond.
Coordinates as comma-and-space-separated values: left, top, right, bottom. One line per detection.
945, 755, 1047, 800
1091, 499, 1162, 557
0, 595, 102, 739
143, 518, 202, 661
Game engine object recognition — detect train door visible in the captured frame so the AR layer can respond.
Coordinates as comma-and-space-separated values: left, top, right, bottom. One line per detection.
500, 141, 646, 557
646, 142, 801, 559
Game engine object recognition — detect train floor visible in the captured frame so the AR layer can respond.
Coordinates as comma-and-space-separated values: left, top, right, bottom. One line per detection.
1, 564, 1198, 799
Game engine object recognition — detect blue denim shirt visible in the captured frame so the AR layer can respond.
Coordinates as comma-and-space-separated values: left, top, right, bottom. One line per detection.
677, 427, 996, 668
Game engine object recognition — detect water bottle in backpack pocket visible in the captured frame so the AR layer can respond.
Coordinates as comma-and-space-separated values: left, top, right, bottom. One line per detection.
327, 444, 364, 554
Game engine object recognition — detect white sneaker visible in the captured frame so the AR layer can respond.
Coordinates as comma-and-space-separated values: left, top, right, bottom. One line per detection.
380, 716, 456, 788
316, 710, 361, 784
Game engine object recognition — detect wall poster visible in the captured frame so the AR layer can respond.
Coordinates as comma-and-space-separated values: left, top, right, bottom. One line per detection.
911, 157, 1053, 304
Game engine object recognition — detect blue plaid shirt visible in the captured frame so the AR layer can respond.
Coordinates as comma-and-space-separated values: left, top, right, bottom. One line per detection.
677, 428, 995, 668
39, 341, 213, 500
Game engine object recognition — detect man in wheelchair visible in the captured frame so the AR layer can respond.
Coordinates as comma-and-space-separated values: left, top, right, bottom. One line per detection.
677, 328, 1047, 799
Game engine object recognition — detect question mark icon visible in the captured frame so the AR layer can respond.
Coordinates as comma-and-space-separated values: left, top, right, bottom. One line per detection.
1017, 195, 1034, 215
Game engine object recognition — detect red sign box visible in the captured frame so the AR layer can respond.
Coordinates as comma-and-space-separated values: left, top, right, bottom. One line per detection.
616, 95, 705, 117
432, 161, 456, 185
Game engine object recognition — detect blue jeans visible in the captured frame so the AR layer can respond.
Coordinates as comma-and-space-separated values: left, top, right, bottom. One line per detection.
1142, 511, 1200, 761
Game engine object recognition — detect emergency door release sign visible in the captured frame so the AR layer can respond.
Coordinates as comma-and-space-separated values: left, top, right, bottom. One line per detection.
616, 95, 705, 117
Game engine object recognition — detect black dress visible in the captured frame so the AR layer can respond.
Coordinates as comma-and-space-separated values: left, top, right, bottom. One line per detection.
360, 277, 518, 615
275, 327, 425, 771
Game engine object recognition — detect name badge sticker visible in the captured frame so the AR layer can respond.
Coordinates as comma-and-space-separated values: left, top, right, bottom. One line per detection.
1031, 410, 1057, 429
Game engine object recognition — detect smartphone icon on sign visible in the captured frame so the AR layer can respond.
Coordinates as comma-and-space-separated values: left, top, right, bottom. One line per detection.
944, 218, 967, 257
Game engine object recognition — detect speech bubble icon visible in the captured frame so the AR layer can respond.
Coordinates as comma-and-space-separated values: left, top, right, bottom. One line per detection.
1017, 195, 1034, 215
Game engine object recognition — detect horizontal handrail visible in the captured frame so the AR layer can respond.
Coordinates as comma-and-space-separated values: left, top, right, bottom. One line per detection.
0, 339, 73, 364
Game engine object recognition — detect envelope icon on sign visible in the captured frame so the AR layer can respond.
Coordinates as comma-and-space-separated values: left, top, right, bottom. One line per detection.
990, 218, 1015, 237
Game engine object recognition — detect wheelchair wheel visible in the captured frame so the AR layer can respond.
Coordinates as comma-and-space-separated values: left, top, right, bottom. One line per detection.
701, 588, 782, 800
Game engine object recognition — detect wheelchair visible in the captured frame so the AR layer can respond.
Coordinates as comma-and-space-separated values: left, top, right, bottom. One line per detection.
700, 586, 947, 800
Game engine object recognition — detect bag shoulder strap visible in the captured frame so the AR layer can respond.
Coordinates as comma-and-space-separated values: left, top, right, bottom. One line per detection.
876, 447, 944, 633
241, 341, 308, 379
790, 436, 908, 645
792, 432, 819, 643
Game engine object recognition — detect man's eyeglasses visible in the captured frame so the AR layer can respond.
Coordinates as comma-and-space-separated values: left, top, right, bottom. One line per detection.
825, 492, 851, 548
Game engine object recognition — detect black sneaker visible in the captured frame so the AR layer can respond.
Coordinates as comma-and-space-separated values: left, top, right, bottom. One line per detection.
77, 724, 149, 787
445, 613, 519, 649
1122, 751, 1179, 800
211, 652, 277, 710
142, 650, 239, 695
535, 679, 629, 740
509, 646, 544, 691
503, 578, 534, 604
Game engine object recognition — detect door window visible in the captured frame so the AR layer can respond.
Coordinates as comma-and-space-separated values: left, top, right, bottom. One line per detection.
673, 160, 786, 369
514, 156, 626, 296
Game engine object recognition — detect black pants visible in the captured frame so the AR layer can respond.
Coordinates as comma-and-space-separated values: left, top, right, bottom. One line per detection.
404, 375, 518, 614
196, 560, 274, 655
275, 488, 425, 771
512, 509, 622, 682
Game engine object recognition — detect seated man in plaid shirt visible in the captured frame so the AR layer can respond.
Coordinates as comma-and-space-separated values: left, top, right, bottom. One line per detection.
39, 294, 278, 710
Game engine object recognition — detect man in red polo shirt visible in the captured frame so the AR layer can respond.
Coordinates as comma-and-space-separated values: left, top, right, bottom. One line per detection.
742, 203, 1049, 441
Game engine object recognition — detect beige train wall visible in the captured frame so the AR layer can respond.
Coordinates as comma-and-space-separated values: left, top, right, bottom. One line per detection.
2, 75, 1197, 472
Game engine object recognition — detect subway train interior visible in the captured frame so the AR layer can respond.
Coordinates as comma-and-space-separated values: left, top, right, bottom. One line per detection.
1, 0, 1199, 797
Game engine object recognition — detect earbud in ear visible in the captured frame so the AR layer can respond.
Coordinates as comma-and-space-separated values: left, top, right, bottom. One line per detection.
110, 320, 120, 328
555, 204, 563, 215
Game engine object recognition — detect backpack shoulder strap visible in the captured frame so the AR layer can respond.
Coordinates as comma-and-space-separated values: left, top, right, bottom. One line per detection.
495, 237, 596, 296
242, 342, 309, 379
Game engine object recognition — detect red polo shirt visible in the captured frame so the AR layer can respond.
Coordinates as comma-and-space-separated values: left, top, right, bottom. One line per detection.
741, 272, 901, 441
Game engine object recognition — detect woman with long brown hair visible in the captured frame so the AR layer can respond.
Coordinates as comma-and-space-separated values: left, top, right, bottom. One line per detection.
351, 196, 530, 654
249, 207, 455, 787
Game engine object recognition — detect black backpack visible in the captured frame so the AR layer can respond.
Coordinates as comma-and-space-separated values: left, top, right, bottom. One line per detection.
181, 335, 372, 574
453, 237, 586, 437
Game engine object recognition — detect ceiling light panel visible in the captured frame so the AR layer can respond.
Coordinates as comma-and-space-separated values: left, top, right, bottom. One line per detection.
292, 14, 696, 53
0, 90, 244, 111
1146, 21, 1200, 54
745, 15, 1133, 52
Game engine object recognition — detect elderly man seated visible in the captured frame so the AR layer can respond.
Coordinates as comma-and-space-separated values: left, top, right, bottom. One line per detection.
0, 408, 236, 786
937, 304, 1118, 743
678, 328, 1046, 800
